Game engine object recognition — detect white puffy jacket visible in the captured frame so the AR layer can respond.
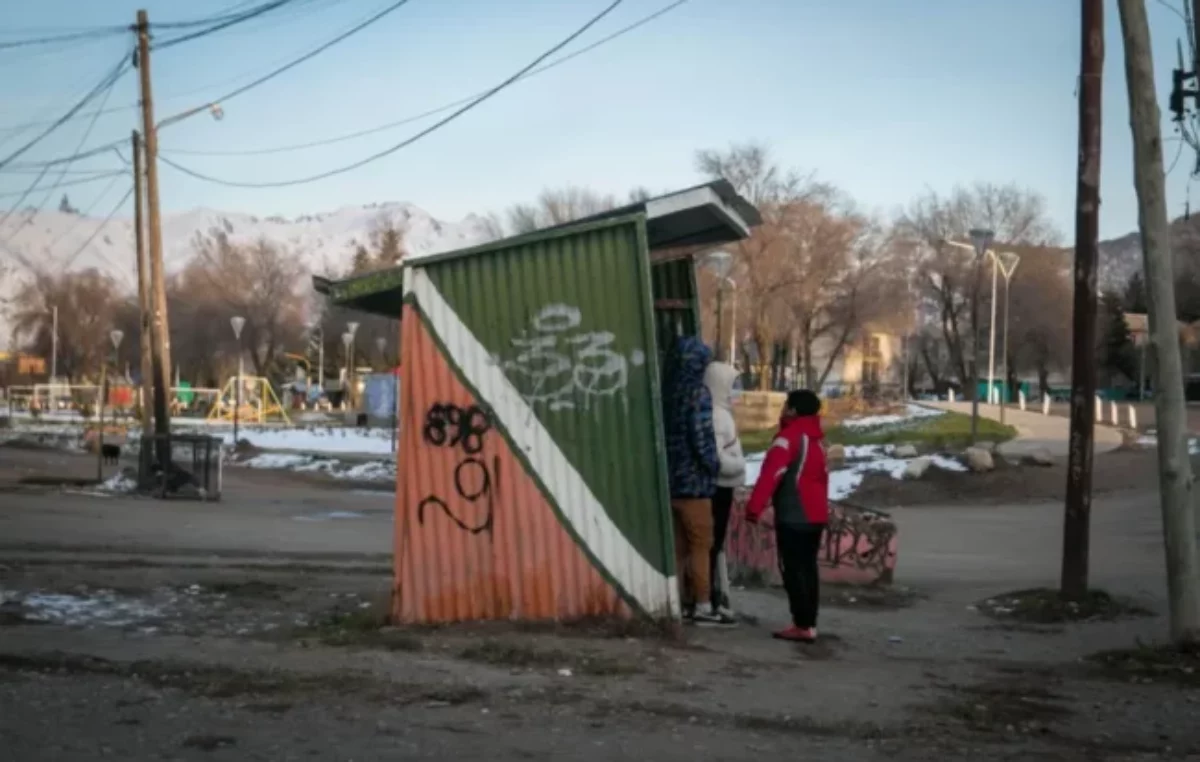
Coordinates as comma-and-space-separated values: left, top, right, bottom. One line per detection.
703, 362, 746, 489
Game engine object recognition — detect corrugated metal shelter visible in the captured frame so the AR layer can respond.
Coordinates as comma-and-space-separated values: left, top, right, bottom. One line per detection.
314, 180, 760, 624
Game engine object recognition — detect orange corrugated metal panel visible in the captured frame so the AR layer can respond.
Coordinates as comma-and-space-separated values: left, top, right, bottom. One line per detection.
395, 304, 628, 623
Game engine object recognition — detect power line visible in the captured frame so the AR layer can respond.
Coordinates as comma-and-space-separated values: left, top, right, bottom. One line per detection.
0, 53, 128, 237
152, 0, 302, 49
3, 141, 127, 170
24, 53, 126, 233
45, 172, 125, 257
0, 0, 361, 136
152, 0, 302, 29
158, 0, 628, 189
0, 53, 130, 171
59, 184, 134, 272
164, 0, 690, 158
162, 0, 414, 118
0, 26, 127, 52
0, 170, 126, 200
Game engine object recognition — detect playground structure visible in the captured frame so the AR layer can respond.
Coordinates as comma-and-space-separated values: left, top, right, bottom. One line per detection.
2, 383, 220, 421
206, 375, 291, 426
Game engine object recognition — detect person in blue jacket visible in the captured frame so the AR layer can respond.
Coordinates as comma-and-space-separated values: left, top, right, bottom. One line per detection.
662, 335, 725, 625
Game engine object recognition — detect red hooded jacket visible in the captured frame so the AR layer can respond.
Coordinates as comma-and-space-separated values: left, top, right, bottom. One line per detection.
744, 413, 829, 527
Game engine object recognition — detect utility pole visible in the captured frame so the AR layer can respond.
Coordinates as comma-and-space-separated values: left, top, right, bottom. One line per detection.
50, 305, 57, 383
135, 9, 172, 471
131, 131, 155, 471
1061, 0, 1104, 601
1119, 0, 1200, 644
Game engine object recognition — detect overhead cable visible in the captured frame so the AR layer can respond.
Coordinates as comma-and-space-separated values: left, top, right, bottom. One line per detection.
0, 54, 129, 171
164, 0, 690, 157
159, 0, 627, 188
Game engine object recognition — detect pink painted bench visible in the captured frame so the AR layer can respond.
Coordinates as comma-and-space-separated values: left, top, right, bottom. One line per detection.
724, 488, 898, 586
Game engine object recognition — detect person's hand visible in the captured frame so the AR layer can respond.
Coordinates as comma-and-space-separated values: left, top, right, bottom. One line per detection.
744, 511, 759, 525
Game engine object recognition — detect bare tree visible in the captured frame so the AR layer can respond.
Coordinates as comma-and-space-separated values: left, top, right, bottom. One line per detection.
176, 231, 308, 381
9, 269, 132, 381
503, 186, 619, 235
1005, 246, 1073, 396
694, 141, 834, 388
897, 184, 1060, 388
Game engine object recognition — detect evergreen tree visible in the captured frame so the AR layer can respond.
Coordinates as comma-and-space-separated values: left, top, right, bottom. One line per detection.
1098, 290, 1137, 385
375, 225, 405, 267
350, 244, 372, 275
1123, 271, 1148, 312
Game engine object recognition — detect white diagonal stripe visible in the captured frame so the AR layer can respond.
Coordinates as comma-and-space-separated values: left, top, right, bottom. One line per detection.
407, 267, 678, 617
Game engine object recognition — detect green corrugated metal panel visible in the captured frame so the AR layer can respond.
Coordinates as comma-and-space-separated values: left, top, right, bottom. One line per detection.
419, 214, 673, 576
650, 257, 698, 370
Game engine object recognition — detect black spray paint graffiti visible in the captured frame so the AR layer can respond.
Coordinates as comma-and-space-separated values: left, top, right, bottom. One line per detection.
417, 403, 499, 535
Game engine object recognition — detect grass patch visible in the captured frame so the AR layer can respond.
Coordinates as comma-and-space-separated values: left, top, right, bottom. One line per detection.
457, 638, 642, 676
975, 588, 1153, 624
741, 411, 1016, 454
1086, 641, 1200, 686
299, 607, 423, 652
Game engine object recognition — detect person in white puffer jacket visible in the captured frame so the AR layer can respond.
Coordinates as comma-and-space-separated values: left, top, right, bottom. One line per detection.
703, 361, 746, 622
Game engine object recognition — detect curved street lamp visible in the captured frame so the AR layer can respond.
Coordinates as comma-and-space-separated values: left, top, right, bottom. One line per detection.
704, 250, 735, 363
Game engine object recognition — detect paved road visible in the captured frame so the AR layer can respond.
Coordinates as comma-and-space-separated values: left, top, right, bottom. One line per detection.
926, 401, 1123, 458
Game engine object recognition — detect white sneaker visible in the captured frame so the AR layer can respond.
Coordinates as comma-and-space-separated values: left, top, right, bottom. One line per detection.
691, 604, 734, 626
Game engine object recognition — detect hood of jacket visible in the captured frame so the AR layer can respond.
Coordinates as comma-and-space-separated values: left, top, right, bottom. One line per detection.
703, 362, 739, 411
779, 412, 825, 442
668, 336, 713, 394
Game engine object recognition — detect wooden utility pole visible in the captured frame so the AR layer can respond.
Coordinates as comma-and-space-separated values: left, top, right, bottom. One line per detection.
135, 10, 172, 469
131, 131, 155, 469
1061, 0, 1104, 600
1119, 0, 1200, 644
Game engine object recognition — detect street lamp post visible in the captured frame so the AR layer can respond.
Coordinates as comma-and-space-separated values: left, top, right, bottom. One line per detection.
705, 251, 734, 362
50, 305, 58, 385
230, 316, 245, 445
995, 251, 1021, 425
341, 331, 354, 411
97, 329, 124, 481
968, 228, 995, 446
346, 321, 360, 409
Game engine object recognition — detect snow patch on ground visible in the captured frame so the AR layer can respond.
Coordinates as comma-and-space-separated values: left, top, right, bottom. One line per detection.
1, 588, 163, 628
218, 426, 395, 455
239, 452, 395, 482
744, 448, 967, 501
840, 404, 944, 430
99, 470, 137, 494
2, 418, 397, 458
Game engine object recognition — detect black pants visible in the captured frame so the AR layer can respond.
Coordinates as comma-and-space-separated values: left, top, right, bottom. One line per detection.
776, 524, 825, 629
709, 486, 734, 608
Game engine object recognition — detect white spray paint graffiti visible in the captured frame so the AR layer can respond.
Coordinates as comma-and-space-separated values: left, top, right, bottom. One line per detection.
501, 304, 645, 412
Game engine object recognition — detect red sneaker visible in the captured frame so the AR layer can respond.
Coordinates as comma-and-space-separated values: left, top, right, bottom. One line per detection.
772, 626, 817, 643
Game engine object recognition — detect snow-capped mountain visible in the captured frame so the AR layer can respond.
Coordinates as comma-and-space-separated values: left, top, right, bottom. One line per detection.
0, 202, 497, 348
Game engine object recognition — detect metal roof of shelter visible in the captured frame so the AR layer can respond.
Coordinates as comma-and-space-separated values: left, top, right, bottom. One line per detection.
312, 179, 760, 317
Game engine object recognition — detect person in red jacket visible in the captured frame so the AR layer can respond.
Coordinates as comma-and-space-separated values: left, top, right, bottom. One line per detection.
744, 389, 829, 643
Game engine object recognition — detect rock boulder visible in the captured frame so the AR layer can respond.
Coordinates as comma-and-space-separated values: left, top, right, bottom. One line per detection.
902, 457, 932, 480
964, 447, 995, 473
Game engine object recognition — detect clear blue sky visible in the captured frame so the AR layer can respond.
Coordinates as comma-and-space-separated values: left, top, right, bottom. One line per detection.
0, 0, 1194, 240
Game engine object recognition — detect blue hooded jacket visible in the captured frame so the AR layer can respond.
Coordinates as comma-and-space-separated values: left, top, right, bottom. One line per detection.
663, 336, 719, 498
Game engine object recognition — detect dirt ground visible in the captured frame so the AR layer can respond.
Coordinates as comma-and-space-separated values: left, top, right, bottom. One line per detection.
2, 442, 1199, 759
